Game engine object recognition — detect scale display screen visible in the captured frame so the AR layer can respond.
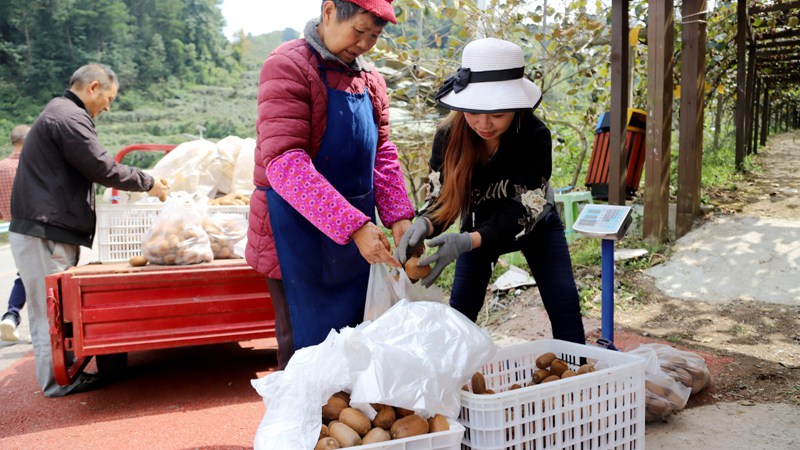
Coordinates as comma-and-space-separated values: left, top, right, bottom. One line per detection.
573, 204, 633, 240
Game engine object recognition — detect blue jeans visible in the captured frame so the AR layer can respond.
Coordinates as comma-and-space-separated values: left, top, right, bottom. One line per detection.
4, 275, 26, 324
449, 209, 586, 344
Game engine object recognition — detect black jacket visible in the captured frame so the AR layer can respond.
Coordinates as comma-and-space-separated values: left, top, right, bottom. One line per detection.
422, 112, 552, 252
10, 90, 153, 247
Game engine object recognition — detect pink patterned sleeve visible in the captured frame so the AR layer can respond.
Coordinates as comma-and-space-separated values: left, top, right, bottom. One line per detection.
266, 150, 370, 245
373, 139, 415, 226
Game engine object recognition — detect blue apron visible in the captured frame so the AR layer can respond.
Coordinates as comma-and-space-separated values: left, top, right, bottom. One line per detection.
266, 60, 377, 350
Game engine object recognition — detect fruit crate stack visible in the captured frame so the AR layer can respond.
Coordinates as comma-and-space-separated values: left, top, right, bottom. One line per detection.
459, 339, 646, 450
95, 203, 249, 263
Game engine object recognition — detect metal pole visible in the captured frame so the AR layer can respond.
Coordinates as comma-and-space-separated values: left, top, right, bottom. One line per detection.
601, 239, 615, 342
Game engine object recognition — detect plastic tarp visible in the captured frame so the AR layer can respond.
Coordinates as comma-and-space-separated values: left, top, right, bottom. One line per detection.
109, 136, 255, 203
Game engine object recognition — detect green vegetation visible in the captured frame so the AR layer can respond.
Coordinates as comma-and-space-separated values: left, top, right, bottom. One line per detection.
0, 1, 790, 279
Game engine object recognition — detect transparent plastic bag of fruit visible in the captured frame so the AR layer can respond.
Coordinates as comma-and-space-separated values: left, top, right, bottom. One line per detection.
141, 194, 213, 265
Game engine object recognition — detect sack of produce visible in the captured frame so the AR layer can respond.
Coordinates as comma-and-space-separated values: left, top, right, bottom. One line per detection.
201, 212, 247, 259
141, 195, 214, 265
626, 343, 709, 422
648, 343, 711, 394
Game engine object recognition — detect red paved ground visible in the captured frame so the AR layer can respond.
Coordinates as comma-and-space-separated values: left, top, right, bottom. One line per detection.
0, 339, 280, 449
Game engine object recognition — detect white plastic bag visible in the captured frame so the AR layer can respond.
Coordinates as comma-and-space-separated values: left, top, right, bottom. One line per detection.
220, 135, 256, 194
251, 300, 496, 450
140, 194, 213, 265
363, 263, 445, 321
625, 344, 693, 422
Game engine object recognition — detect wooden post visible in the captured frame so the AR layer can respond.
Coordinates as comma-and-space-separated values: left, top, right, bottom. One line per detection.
609, 0, 630, 206
752, 77, 760, 155
760, 84, 769, 146
735, 0, 747, 170
676, 0, 706, 238
644, 0, 674, 241
745, 39, 757, 155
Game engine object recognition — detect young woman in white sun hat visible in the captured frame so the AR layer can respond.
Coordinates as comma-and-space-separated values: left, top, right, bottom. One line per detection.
397, 37, 586, 344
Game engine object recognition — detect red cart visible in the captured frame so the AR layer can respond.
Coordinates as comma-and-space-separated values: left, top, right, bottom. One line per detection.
46, 144, 275, 386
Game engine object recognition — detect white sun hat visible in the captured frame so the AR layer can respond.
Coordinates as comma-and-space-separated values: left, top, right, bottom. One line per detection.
436, 38, 543, 113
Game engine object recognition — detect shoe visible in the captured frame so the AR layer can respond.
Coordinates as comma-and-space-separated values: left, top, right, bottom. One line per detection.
68, 372, 106, 395
0, 316, 19, 342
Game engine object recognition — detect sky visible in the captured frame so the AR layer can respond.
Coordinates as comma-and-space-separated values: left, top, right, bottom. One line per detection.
220, 0, 322, 39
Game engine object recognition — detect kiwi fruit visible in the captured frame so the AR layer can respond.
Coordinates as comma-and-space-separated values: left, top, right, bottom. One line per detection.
536, 352, 557, 369
314, 437, 341, 450
405, 255, 431, 282
129, 255, 148, 267
361, 427, 390, 444
533, 368, 551, 384
322, 396, 349, 422
338, 407, 371, 437
390, 414, 429, 439
329, 422, 360, 447
471, 372, 487, 394
372, 404, 396, 430
427, 414, 450, 432
549, 359, 569, 377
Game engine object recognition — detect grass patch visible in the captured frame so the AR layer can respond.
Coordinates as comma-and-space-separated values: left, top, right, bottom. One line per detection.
569, 238, 601, 268
728, 324, 750, 336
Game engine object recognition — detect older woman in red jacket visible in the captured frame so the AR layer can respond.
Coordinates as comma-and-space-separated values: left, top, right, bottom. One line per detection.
246, 0, 414, 368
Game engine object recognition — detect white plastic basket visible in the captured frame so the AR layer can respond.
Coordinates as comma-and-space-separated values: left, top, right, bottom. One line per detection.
95, 203, 249, 262
459, 339, 645, 450
360, 418, 464, 450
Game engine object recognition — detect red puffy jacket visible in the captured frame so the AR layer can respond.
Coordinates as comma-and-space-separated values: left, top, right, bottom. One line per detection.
245, 38, 412, 278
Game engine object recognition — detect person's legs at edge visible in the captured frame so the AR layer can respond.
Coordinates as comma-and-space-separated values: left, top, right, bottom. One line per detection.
266, 277, 294, 370
448, 247, 497, 322
0, 276, 25, 341
9, 233, 97, 396
522, 212, 586, 344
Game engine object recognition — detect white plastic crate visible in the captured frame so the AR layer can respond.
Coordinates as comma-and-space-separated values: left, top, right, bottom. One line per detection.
459, 339, 645, 450
360, 418, 464, 450
95, 203, 249, 262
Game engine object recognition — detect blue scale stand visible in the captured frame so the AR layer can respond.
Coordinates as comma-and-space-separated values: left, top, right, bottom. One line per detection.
572, 204, 633, 350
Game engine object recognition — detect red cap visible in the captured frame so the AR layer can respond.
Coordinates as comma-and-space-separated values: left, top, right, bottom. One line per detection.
347, 0, 397, 24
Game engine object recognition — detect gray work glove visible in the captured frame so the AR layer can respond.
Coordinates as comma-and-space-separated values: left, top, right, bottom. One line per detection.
418, 232, 473, 288
396, 218, 430, 265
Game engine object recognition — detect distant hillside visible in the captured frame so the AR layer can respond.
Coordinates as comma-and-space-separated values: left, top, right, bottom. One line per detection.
0, 29, 297, 167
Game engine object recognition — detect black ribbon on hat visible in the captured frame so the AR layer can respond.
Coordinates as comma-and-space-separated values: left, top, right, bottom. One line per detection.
435, 66, 526, 100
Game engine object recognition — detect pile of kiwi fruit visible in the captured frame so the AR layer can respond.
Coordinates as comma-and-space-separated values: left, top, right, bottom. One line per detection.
465, 352, 597, 395
316, 391, 450, 449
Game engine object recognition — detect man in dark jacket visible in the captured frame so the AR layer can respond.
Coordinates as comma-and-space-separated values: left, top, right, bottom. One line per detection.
9, 63, 169, 397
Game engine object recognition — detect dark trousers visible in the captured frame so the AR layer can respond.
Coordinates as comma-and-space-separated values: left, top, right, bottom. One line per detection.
4, 275, 26, 323
449, 209, 586, 344
266, 277, 294, 370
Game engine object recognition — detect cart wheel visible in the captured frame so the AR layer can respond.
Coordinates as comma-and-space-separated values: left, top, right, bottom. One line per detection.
96, 353, 128, 379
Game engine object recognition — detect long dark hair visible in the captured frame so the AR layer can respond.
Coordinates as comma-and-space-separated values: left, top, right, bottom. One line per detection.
427, 110, 529, 227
